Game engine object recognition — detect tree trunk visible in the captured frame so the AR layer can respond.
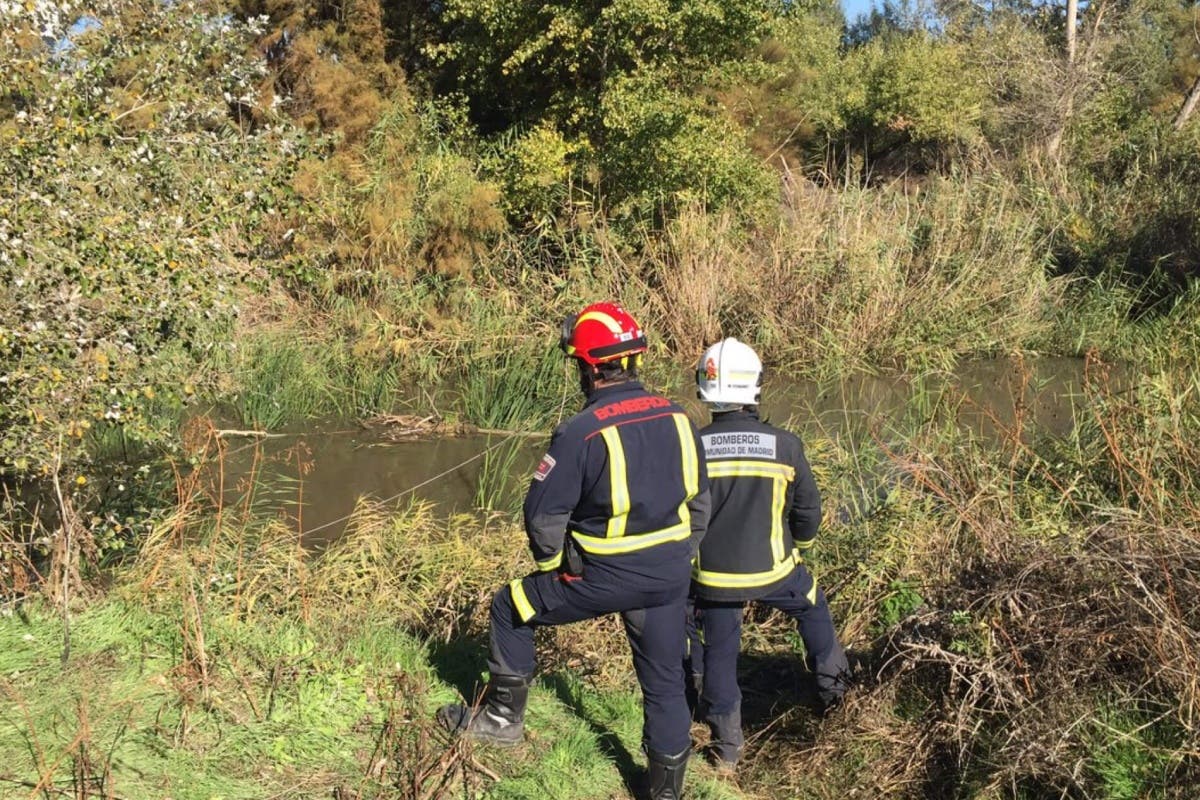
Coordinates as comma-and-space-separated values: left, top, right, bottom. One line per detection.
1175, 73, 1200, 131
1066, 0, 1078, 64
1048, 0, 1081, 162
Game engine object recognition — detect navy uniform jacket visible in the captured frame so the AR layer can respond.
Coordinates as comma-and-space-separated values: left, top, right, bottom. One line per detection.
692, 409, 821, 603
523, 381, 711, 577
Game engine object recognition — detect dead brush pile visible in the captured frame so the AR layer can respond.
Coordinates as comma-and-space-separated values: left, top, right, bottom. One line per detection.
844, 522, 1200, 798
756, 359, 1200, 799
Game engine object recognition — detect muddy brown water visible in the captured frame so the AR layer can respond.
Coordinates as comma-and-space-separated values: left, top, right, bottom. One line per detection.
215, 357, 1126, 543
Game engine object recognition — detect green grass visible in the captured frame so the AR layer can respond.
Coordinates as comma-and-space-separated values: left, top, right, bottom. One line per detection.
8, 346, 1200, 800
0, 500, 762, 798
221, 325, 400, 430
1086, 705, 1185, 800
0, 595, 756, 800
475, 437, 538, 513
1, 601, 380, 798
458, 342, 566, 431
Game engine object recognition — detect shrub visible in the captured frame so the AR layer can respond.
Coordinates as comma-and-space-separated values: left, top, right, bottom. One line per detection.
0, 0, 317, 560
291, 97, 505, 280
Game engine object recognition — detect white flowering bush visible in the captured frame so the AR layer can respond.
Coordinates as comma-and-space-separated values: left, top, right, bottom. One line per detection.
0, 0, 317, 549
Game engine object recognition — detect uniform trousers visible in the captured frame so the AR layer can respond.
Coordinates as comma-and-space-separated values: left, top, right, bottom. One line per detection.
690, 565, 848, 714
490, 555, 693, 755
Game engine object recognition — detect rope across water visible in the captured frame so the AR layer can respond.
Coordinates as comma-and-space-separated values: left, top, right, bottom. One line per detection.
298, 432, 531, 538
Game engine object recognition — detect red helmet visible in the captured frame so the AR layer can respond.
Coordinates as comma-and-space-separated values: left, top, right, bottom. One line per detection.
559, 302, 647, 367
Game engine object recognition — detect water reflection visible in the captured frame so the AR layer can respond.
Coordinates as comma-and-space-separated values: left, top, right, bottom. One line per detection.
213, 358, 1127, 540
759, 356, 1123, 441
215, 431, 543, 544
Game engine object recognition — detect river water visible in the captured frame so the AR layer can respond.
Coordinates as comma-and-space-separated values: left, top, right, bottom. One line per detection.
213, 357, 1123, 542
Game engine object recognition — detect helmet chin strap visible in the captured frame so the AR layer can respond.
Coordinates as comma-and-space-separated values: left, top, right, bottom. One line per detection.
577, 359, 599, 398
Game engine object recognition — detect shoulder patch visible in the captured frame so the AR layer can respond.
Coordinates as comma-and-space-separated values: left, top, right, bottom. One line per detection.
533, 453, 557, 481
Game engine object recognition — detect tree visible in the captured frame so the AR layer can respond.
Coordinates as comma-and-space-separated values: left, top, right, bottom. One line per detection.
428, 0, 773, 135
1171, 4, 1200, 129
1046, 0, 1081, 161
424, 0, 780, 217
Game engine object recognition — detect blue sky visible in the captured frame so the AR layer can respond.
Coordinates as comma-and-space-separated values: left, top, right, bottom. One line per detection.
841, 0, 879, 22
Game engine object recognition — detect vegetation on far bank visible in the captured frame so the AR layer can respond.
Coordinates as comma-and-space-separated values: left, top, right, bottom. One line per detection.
3, 0, 1198, 497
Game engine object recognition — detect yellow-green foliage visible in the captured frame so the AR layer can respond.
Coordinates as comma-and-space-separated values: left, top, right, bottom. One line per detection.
600, 71, 778, 222
129, 498, 644, 688
631, 174, 1059, 373
955, 13, 1060, 153
292, 97, 504, 278
730, 9, 847, 161
499, 122, 592, 220
0, 0, 312, 501
860, 35, 985, 147
716, 13, 993, 168
310, 502, 523, 631
429, 0, 771, 133
427, 0, 777, 221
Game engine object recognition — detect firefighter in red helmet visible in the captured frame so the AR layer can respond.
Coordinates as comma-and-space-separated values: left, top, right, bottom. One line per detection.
439, 302, 710, 800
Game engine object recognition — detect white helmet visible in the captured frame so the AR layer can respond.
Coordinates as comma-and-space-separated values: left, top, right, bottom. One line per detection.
696, 337, 762, 409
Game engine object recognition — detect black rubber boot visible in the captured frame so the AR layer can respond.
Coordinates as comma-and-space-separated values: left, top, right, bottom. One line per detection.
705, 708, 744, 772
646, 747, 689, 800
437, 674, 530, 746
810, 647, 851, 714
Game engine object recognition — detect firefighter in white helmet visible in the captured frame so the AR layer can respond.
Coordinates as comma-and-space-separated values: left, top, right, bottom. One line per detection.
687, 337, 850, 771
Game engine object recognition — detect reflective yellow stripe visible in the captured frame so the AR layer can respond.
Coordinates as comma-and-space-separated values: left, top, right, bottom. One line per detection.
510, 578, 536, 623
707, 462, 795, 481
675, 498, 691, 536
693, 558, 797, 589
806, 579, 819, 606
672, 413, 698, 537
770, 470, 786, 563
573, 522, 691, 554
582, 413, 696, 556
536, 552, 563, 571
601, 427, 629, 538
672, 414, 699, 498
576, 310, 623, 332
796, 539, 815, 550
